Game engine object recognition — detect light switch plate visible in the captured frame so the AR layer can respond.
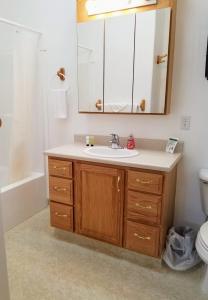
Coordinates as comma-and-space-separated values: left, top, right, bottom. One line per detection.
181, 116, 191, 130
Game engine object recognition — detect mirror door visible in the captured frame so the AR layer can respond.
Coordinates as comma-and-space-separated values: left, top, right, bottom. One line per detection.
151, 8, 171, 113
78, 19, 104, 112
133, 8, 171, 113
104, 14, 135, 113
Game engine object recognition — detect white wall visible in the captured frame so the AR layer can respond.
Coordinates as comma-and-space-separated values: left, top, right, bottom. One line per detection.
0, 0, 208, 226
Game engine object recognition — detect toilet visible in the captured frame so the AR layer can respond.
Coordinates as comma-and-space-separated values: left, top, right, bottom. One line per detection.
196, 169, 208, 292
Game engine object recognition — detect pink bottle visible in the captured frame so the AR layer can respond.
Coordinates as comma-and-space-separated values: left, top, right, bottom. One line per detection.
127, 134, 136, 150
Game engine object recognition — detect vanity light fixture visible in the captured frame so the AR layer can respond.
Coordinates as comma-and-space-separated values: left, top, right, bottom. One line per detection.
85, 0, 157, 16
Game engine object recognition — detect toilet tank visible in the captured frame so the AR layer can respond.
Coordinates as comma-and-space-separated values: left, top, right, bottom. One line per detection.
199, 169, 208, 216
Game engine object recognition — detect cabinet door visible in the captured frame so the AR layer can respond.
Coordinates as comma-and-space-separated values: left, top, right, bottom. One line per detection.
78, 20, 104, 112
75, 163, 124, 246
151, 8, 171, 113
104, 14, 135, 113
133, 8, 171, 113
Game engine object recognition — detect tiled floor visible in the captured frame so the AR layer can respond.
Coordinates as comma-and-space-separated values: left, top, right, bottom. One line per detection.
5, 209, 208, 300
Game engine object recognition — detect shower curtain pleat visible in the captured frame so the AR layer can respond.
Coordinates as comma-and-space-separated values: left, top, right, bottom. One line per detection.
9, 31, 39, 183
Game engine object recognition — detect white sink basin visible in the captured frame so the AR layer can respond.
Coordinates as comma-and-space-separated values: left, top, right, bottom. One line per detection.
84, 146, 139, 158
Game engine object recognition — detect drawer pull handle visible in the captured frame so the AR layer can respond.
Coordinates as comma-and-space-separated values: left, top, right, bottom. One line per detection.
53, 166, 67, 171
53, 186, 68, 192
136, 203, 152, 210
134, 233, 151, 240
117, 176, 121, 193
55, 212, 68, 218
136, 179, 153, 185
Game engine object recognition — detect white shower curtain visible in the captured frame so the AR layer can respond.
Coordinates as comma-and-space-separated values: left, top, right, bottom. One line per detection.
9, 30, 39, 183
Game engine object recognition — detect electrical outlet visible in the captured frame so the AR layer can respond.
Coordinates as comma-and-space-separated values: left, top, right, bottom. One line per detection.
181, 116, 191, 131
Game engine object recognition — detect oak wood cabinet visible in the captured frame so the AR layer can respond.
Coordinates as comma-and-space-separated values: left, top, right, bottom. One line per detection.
49, 158, 74, 231
48, 157, 177, 258
75, 163, 124, 246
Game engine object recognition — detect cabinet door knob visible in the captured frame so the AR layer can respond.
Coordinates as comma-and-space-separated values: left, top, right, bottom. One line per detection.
136, 179, 153, 185
53, 186, 67, 192
135, 203, 152, 210
95, 99, 102, 111
53, 166, 67, 171
140, 99, 146, 112
134, 233, 151, 240
117, 176, 121, 192
55, 212, 68, 218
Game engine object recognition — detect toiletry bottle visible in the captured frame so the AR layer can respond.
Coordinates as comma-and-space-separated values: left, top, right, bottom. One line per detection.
89, 136, 95, 147
127, 134, 135, 150
86, 136, 90, 147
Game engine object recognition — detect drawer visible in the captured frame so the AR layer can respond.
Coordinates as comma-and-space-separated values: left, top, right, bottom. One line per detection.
128, 171, 163, 195
127, 191, 161, 225
50, 202, 73, 231
125, 221, 160, 257
49, 176, 73, 205
49, 158, 72, 178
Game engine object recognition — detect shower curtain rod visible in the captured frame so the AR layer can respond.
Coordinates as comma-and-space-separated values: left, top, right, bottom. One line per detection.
0, 17, 42, 35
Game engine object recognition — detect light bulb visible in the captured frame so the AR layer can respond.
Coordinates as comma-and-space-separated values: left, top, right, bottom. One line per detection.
85, 0, 96, 13
85, 0, 157, 16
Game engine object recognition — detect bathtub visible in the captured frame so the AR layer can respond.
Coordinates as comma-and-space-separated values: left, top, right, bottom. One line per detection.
0, 172, 48, 232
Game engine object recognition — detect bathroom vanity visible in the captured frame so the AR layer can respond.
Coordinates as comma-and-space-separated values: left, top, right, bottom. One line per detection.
45, 144, 181, 258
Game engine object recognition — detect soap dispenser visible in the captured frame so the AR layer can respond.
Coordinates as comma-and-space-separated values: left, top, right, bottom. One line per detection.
127, 134, 136, 150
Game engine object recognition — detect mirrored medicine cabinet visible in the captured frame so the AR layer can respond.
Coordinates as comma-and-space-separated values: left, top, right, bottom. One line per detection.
77, 0, 176, 115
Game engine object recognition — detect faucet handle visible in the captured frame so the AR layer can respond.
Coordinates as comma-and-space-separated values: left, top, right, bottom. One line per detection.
110, 133, 118, 138
110, 134, 117, 142
110, 133, 120, 144
109, 134, 122, 149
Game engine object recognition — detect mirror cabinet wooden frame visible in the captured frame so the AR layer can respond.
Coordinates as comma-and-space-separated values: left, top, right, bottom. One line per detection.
77, 0, 177, 115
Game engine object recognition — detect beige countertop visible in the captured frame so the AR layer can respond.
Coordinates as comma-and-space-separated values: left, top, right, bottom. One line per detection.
45, 144, 182, 172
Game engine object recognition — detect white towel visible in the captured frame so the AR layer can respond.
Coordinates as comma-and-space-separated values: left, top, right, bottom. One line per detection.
53, 89, 68, 119
104, 103, 129, 113
104, 103, 140, 113
104, 103, 142, 113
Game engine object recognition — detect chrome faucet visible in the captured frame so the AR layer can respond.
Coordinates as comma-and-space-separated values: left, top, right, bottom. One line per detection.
109, 134, 123, 149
